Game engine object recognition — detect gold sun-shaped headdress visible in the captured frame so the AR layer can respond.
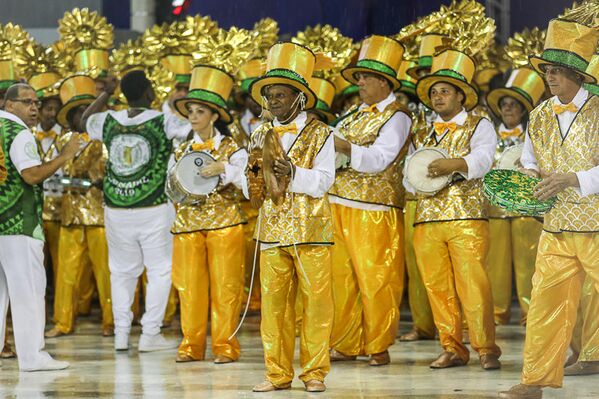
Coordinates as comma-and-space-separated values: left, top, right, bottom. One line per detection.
58, 8, 114, 51
292, 24, 353, 79
504, 28, 547, 68
192, 26, 256, 74
252, 18, 279, 58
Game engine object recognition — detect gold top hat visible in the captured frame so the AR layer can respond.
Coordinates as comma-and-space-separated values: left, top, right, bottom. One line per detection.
397, 59, 418, 96
584, 53, 599, 95
309, 76, 336, 123
486, 68, 545, 118
529, 19, 599, 84
342, 35, 404, 90
0, 60, 18, 90
407, 33, 450, 80
75, 49, 110, 77
474, 68, 501, 93
160, 54, 192, 84
238, 58, 265, 93
56, 75, 97, 128
416, 49, 479, 111
29, 72, 62, 99
249, 42, 318, 110
174, 65, 233, 123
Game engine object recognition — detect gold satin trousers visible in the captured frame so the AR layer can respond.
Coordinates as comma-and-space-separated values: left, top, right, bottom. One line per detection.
53, 226, 113, 333
330, 204, 403, 356
413, 220, 500, 363
404, 200, 435, 338
172, 225, 245, 360
522, 231, 599, 387
487, 217, 542, 325
571, 275, 599, 362
260, 245, 333, 385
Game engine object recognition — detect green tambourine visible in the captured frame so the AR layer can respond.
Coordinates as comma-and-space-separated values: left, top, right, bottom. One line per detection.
483, 169, 556, 217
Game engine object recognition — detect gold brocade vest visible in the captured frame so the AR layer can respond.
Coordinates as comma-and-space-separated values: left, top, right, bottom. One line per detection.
415, 113, 488, 224
38, 137, 62, 222
252, 120, 333, 246
59, 132, 106, 226
329, 101, 411, 208
528, 96, 599, 233
171, 136, 247, 234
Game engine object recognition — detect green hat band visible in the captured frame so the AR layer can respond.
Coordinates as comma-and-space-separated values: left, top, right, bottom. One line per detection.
240, 78, 257, 93
187, 88, 227, 110
0, 80, 17, 91
340, 85, 359, 97
66, 94, 96, 104
175, 74, 191, 84
584, 83, 599, 96
400, 80, 416, 91
509, 86, 533, 106
355, 59, 397, 79
315, 99, 330, 112
434, 69, 468, 83
418, 56, 433, 69
264, 68, 309, 86
540, 49, 589, 73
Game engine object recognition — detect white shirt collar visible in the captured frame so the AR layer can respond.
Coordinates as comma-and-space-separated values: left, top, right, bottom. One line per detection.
193, 128, 223, 149
273, 111, 308, 132
35, 123, 62, 133
359, 91, 396, 113
434, 108, 468, 125
0, 110, 28, 129
552, 86, 588, 108
498, 123, 523, 132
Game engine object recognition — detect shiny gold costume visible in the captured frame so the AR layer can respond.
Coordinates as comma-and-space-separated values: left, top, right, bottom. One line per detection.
487, 130, 542, 325
571, 275, 599, 362
522, 96, 599, 388
171, 137, 247, 361
329, 101, 409, 356
413, 113, 500, 363
252, 120, 334, 385
52, 134, 113, 333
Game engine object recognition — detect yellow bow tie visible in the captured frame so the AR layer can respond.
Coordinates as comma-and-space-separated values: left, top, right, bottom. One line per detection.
499, 127, 522, 140
192, 138, 215, 152
433, 122, 458, 136
250, 117, 260, 124
552, 102, 578, 115
272, 123, 297, 137
359, 103, 379, 114
36, 130, 57, 142
79, 132, 91, 142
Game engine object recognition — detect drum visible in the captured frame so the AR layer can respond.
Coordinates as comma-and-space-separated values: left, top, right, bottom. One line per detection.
483, 169, 556, 216
166, 151, 220, 205
405, 147, 452, 196
496, 143, 523, 170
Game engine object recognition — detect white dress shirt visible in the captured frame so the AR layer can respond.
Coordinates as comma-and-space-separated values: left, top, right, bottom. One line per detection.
329, 92, 412, 211
191, 130, 249, 198
403, 109, 497, 194
240, 109, 262, 137
521, 86, 599, 197
273, 111, 335, 198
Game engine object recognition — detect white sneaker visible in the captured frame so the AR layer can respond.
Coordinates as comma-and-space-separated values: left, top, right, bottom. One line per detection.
138, 333, 178, 352
22, 358, 70, 372
115, 331, 129, 351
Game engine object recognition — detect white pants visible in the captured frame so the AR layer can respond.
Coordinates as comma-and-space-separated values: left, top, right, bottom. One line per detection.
0, 235, 53, 370
105, 204, 174, 336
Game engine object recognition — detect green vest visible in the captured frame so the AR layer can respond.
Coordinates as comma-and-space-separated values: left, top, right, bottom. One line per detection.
102, 113, 172, 208
0, 118, 44, 240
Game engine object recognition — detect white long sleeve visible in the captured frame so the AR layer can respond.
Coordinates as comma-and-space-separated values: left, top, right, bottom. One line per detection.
520, 131, 539, 172
462, 117, 497, 179
289, 133, 335, 198
350, 112, 412, 173
222, 148, 249, 199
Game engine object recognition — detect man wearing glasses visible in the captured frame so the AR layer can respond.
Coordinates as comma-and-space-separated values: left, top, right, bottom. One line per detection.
0, 83, 81, 371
